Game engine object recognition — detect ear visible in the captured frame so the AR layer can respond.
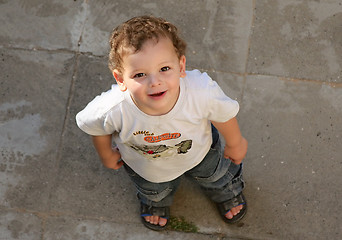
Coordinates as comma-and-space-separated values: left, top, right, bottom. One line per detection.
113, 69, 127, 92
179, 55, 186, 78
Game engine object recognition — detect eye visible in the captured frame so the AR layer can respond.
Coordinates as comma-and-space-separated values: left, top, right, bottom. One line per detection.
160, 66, 170, 72
133, 73, 146, 78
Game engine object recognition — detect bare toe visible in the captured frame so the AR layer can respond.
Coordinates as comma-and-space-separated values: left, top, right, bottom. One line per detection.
225, 205, 243, 219
232, 205, 243, 215
218, 194, 247, 224
141, 204, 170, 230
144, 216, 151, 223
145, 216, 168, 226
159, 217, 168, 226
225, 210, 234, 219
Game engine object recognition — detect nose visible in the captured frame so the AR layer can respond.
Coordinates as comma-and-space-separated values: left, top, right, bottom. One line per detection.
148, 74, 161, 87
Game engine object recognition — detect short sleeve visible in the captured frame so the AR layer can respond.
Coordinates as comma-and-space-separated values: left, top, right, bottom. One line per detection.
204, 74, 239, 122
75, 85, 123, 136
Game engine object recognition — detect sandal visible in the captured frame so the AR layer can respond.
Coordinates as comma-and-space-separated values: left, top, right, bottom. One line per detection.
217, 193, 247, 224
140, 202, 170, 231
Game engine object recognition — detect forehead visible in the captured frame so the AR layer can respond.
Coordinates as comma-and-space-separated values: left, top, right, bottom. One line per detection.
121, 37, 178, 69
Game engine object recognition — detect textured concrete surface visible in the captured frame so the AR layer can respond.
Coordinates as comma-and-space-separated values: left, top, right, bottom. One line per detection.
1, 0, 341, 239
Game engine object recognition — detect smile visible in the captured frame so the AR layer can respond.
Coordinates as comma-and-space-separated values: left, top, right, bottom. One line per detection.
149, 91, 166, 97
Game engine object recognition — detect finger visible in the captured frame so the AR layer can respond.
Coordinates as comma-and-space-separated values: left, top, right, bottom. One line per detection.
112, 160, 123, 170
113, 164, 122, 170
230, 157, 243, 164
117, 160, 124, 167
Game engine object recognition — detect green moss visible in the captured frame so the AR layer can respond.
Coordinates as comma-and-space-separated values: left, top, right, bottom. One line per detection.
168, 216, 198, 233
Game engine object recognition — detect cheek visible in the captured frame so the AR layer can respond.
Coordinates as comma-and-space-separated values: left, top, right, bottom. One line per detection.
168, 76, 180, 88
163, 72, 179, 84
127, 82, 146, 96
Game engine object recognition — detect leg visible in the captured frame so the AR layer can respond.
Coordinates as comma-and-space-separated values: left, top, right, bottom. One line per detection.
123, 163, 181, 230
186, 126, 246, 222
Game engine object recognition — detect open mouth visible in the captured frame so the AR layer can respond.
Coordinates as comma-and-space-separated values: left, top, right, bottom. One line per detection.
149, 91, 166, 97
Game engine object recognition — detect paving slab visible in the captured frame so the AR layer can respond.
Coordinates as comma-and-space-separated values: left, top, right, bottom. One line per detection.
248, 0, 342, 83
0, 0, 86, 51
0, 48, 75, 211
239, 75, 342, 239
0, 209, 42, 240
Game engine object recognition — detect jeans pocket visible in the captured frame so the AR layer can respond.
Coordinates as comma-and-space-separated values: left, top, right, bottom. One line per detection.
193, 155, 231, 183
220, 163, 245, 197
195, 157, 243, 190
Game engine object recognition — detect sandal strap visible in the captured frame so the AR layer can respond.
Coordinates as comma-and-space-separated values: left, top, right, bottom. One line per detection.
140, 203, 170, 219
217, 194, 246, 215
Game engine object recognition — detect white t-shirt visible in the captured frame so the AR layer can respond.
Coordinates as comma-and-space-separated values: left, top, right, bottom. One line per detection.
76, 70, 239, 183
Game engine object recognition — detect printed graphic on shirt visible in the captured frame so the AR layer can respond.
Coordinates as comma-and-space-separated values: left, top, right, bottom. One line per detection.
133, 130, 154, 136
144, 133, 181, 143
130, 140, 192, 160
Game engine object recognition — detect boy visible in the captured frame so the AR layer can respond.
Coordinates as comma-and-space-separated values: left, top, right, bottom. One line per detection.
76, 15, 248, 231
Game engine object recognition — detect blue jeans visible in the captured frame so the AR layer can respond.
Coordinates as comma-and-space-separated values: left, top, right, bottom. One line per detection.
123, 126, 245, 207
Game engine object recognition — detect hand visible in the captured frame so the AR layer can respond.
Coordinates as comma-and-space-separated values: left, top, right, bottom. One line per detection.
101, 147, 123, 170
223, 137, 248, 165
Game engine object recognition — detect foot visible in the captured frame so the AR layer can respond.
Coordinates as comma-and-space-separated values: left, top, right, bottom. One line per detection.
217, 193, 247, 224
224, 204, 244, 220
140, 203, 170, 231
143, 216, 168, 227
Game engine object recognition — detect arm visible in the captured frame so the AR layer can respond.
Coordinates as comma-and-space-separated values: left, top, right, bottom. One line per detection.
92, 135, 123, 170
212, 117, 248, 165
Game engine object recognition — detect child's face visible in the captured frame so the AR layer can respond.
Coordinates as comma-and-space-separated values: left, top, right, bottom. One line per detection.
113, 37, 186, 116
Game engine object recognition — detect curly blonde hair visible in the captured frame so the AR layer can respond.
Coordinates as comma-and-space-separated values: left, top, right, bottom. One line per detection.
108, 15, 187, 73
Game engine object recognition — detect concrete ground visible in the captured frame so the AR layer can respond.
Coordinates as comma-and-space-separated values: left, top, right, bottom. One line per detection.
1, 0, 341, 239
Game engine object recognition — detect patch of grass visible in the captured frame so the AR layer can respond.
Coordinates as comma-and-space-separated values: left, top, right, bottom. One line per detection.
168, 216, 198, 233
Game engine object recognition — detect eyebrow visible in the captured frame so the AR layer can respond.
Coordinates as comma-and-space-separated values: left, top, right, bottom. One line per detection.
129, 60, 174, 72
